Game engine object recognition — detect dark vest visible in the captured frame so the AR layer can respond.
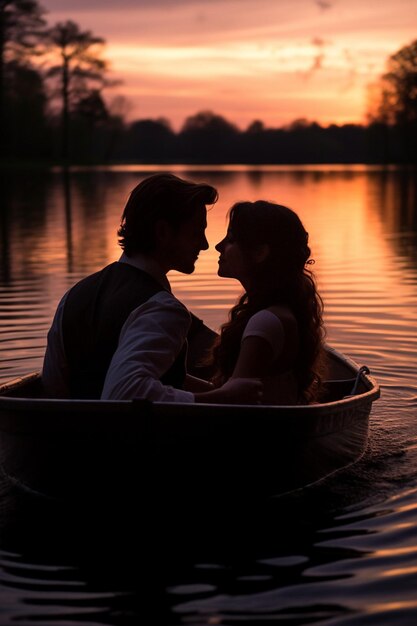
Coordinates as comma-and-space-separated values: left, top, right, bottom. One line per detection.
62, 262, 187, 399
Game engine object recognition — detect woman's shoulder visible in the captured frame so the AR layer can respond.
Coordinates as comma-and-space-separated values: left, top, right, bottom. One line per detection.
264, 305, 297, 325
242, 309, 285, 354
246, 308, 284, 327
244, 306, 296, 331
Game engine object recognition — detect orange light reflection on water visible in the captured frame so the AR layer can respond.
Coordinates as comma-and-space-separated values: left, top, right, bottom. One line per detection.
6, 167, 415, 347
368, 600, 417, 611
167, 167, 402, 333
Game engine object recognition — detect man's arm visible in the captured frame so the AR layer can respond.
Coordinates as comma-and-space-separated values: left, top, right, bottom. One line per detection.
101, 291, 195, 402
101, 291, 263, 405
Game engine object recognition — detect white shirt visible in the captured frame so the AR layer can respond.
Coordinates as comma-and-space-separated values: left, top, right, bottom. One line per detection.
42, 254, 195, 403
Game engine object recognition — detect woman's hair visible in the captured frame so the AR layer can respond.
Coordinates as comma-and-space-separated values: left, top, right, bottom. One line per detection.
118, 173, 218, 255
211, 200, 326, 402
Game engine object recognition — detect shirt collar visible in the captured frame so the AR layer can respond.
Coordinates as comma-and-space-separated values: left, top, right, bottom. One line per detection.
118, 252, 171, 292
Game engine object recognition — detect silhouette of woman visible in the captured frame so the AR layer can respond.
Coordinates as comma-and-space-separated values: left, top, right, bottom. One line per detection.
211, 200, 326, 404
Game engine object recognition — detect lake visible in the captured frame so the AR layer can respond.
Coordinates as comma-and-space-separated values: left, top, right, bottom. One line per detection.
0, 165, 417, 625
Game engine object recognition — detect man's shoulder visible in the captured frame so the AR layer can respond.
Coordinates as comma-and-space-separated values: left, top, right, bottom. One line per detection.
146, 290, 191, 318
120, 290, 192, 339
67, 262, 118, 290
67, 262, 163, 300
82, 261, 160, 285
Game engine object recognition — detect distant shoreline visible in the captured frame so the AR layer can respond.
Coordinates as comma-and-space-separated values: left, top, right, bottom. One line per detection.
1, 160, 416, 171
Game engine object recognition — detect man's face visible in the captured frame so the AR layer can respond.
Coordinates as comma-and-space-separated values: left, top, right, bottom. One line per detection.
167, 206, 209, 274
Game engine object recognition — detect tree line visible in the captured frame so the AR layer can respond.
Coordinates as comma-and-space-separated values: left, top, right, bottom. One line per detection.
1, 0, 120, 163
1, 0, 416, 165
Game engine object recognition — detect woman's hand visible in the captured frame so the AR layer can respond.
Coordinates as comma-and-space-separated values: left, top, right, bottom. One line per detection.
219, 377, 263, 404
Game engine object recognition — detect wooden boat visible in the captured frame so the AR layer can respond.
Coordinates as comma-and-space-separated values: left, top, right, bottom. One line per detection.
0, 347, 379, 505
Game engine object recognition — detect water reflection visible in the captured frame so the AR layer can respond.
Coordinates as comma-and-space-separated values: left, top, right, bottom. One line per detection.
369, 169, 417, 264
0, 202, 11, 284
0, 171, 47, 282
169, 488, 417, 625
1, 164, 416, 381
62, 168, 73, 273
2, 165, 415, 286
0, 471, 390, 626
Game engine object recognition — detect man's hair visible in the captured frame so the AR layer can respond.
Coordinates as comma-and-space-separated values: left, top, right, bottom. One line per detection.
118, 173, 218, 255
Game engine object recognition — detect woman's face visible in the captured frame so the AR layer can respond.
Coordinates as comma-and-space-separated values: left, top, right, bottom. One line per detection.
215, 227, 251, 286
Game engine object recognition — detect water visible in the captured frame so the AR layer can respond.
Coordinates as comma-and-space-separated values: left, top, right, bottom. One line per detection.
0, 165, 417, 625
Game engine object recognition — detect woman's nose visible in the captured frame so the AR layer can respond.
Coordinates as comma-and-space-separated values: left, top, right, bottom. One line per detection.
201, 234, 209, 250
215, 239, 224, 252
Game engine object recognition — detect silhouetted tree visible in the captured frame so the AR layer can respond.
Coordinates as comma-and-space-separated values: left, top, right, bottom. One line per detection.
246, 120, 265, 134
0, 0, 46, 155
69, 89, 110, 161
178, 110, 239, 163
371, 40, 417, 162
377, 39, 417, 125
3, 59, 47, 157
45, 20, 109, 161
75, 89, 108, 123
122, 118, 175, 162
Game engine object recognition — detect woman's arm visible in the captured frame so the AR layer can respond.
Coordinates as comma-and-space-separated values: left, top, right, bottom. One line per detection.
232, 309, 286, 378
231, 335, 275, 378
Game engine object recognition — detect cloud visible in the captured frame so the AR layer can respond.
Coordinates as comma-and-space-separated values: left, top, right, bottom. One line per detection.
312, 36, 327, 47
301, 37, 329, 78
43, 0, 250, 9
339, 48, 358, 92
315, 0, 334, 9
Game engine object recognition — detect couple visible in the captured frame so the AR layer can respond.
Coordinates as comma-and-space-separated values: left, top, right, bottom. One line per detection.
42, 173, 326, 405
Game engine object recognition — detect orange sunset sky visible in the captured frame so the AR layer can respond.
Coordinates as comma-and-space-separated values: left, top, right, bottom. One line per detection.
43, 0, 415, 130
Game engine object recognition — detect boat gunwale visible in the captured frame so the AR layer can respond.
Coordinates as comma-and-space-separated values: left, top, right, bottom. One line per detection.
0, 347, 380, 422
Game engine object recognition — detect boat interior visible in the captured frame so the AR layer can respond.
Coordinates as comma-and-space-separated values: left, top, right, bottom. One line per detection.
0, 348, 370, 404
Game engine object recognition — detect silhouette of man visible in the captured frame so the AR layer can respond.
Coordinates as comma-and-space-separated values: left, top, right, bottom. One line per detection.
42, 173, 261, 404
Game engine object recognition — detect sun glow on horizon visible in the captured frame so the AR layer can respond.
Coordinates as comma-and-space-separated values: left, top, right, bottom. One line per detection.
42, 0, 416, 129
106, 39, 372, 128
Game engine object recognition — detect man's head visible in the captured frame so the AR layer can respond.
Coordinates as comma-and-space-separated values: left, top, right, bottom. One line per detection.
118, 173, 218, 273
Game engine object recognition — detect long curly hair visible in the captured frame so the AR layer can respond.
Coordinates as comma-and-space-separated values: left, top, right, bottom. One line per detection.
211, 201, 327, 402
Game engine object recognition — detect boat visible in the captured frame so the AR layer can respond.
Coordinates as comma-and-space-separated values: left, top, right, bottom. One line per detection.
0, 346, 379, 505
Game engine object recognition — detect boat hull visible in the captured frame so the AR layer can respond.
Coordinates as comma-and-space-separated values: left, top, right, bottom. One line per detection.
0, 348, 380, 503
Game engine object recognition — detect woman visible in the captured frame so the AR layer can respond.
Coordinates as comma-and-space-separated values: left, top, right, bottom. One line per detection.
210, 200, 326, 404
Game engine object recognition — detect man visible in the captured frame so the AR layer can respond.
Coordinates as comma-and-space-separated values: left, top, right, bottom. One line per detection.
42, 173, 261, 404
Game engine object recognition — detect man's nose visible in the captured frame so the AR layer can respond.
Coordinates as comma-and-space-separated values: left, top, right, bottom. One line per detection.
201, 234, 209, 250
215, 239, 223, 252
